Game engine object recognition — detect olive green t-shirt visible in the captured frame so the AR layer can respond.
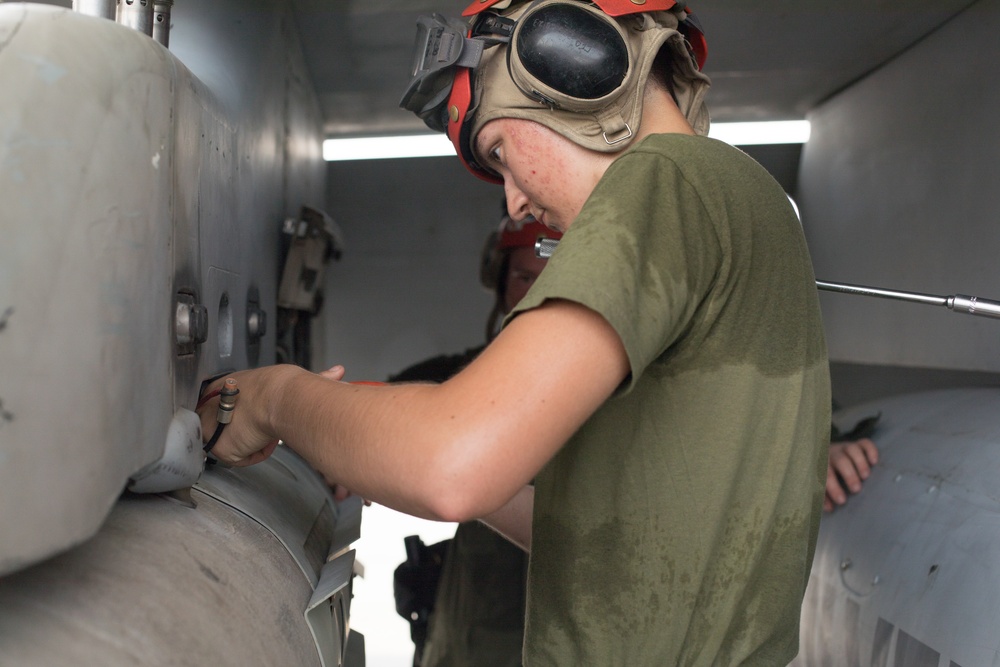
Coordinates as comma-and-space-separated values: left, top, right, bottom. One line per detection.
421, 520, 528, 667
509, 134, 830, 666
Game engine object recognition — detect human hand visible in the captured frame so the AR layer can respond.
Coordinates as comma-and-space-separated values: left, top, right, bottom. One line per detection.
197, 365, 301, 467
824, 438, 879, 512
319, 365, 346, 382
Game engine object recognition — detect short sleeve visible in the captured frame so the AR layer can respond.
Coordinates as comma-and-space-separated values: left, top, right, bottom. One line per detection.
508, 144, 723, 391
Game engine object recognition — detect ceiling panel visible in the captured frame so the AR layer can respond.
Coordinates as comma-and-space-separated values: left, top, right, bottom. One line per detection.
291, 0, 978, 136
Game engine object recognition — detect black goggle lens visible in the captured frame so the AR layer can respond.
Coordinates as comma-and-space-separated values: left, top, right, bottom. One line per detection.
516, 4, 627, 100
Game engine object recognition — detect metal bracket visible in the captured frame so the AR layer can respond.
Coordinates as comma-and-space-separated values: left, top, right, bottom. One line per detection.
128, 408, 206, 493
306, 550, 357, 667
175, 291, 208, 355
278, 206, 345, 314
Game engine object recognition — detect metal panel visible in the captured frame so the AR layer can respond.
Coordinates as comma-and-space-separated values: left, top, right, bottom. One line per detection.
0, 0, 330, 574
0, 4, 177, 574
800, 1, 1000, 374
0, 449, 356, 666
0, 1, 359, 663
794, 388, 1000, 666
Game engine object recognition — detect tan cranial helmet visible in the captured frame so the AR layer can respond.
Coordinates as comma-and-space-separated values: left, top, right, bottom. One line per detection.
399, 0, 711, 182
472, 0, 711, 155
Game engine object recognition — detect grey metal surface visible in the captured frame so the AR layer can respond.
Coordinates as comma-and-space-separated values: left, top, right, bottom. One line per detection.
795, 387, 1000, 666
116, 0, 152, 35
151, 0, 171, 46
72, 0, 113, 19
0, 0, 329, 575
800, 1, 1000, 374
11, 0, 992, 133
195, 444, 362, 587
307, 550, 359, 667
0, 4, 178, 574
0, 449, 359, 666
0, 0, 355, 662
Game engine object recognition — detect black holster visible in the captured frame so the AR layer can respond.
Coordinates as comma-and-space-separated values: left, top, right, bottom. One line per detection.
393, 535, 450, 666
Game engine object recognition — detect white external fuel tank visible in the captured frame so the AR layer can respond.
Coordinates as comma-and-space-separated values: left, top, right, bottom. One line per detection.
0, 445, 363, 666
0, 3, 180, 573
0, 1, 360, 663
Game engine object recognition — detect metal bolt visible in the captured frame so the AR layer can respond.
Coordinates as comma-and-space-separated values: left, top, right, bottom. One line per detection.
247, 306, 267, 341
176, 301, 208, 346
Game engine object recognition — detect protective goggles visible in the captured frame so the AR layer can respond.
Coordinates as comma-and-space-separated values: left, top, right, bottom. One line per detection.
399, 14, 496, 134
399, 1, 707, 183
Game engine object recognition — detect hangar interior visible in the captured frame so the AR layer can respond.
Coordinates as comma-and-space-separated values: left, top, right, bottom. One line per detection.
311, 0, 1000, 409
2, 0, 1000, 666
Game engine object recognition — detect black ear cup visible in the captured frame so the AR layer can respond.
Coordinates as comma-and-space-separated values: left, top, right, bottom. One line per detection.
515, 3, 628, 101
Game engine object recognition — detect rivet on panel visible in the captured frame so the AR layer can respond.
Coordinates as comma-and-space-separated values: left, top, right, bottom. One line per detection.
449, 105, 460, 123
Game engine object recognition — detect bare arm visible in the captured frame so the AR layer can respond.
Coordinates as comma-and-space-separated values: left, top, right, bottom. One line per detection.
199, 299, 629, 523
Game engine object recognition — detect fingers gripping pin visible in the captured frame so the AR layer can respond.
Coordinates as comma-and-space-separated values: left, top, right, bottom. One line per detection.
205, 378, 239, 453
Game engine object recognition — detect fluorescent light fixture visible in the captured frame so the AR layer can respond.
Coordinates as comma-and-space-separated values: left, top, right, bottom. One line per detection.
323, 120, 810, 161
708, 120, 810, 146
323, 134, 456, 161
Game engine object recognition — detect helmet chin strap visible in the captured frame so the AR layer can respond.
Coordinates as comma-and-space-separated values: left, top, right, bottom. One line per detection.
595, 107, 633, 146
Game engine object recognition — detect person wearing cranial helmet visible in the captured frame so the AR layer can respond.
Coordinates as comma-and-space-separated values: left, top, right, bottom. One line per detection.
400, 1, 831, 664
196, 2, 830, 666
388, 204, 559, 667
400, 0, 711, 181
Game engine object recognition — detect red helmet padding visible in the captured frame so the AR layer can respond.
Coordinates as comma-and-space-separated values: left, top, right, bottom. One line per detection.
463, 0, 678, 17
446, 66, 471, 155
685, 18, 708, 69
586, 0, 679, 17
446, 66, 502, 184
462, 0, 510, 17
498, 218, 562, 250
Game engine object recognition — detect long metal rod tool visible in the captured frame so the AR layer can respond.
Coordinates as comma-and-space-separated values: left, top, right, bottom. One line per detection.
537, 239, 1000, 321
817, 280, 1000, 320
